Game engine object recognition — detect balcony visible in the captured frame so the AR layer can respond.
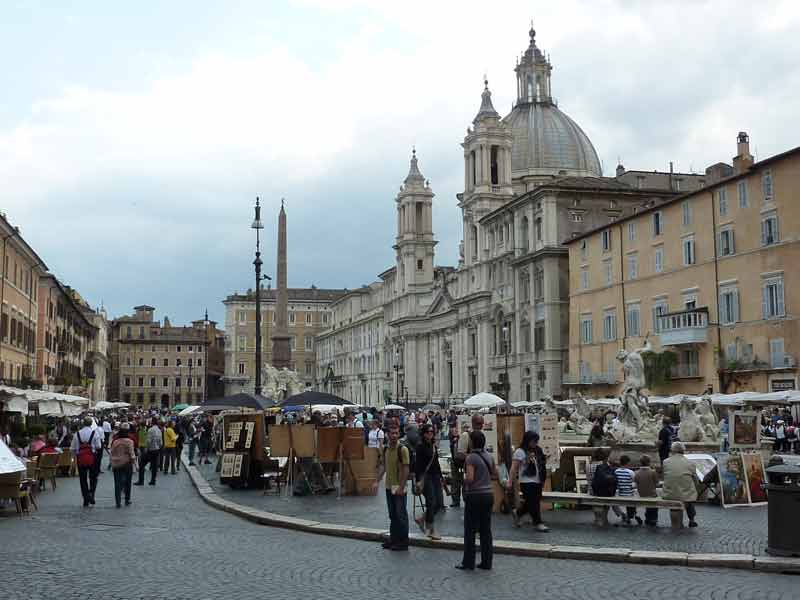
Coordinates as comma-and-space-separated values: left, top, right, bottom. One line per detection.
658, 308, 709, 346
563, 372, 618, 386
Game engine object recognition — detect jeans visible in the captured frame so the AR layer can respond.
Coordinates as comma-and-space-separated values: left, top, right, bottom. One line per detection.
463, 493, 493, 568
78, 465, 98, 505
188, 439, 197, 463
685, 502, 696, 523
518, 481, 543, 525
137, 450, 160, 484
422, 473, 443, 526
644, 507, 659, 525
113, 465, 132, 506
385, 490, 409, 547
162, 448, 177, 473
175, 440, 183, 470
450, 459, 464, 505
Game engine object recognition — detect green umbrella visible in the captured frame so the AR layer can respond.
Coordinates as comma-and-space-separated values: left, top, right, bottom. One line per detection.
173, 403, 189, 411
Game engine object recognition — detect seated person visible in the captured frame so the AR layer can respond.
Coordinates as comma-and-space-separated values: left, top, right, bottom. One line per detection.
28, 434, 46, 457
39, 434, 63, 454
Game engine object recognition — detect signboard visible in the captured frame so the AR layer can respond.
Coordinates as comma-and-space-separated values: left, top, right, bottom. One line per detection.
771, 379, 796, 392
220, 452, 248, 479
524, 412, 560, 470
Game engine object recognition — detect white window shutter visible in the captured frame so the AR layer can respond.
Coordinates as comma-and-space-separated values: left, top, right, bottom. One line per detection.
733, 290, 740, 323
719, 291, 727, 324
762, 285, 769, 319
730, 230, 735, 254
761, 220, 766, 245
777, 279, 785, 316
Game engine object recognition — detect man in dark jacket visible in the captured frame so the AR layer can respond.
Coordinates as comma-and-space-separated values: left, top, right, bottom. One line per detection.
658, 417, 674, 464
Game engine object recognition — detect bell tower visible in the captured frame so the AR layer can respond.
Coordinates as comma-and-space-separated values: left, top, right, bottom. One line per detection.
394, 149, 436, 296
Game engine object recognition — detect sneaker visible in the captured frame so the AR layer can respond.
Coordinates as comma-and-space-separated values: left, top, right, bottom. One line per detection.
535, 523, 549, 532
511, 510, 521, 528
688, 521, 698, 528
188, 462, 196, 466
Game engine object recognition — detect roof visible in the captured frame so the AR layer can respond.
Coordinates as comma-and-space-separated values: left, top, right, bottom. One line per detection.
565, 144, 800, 245
224, 287, 349, 304
0, 213, 48, 272
41, 275, 97, 331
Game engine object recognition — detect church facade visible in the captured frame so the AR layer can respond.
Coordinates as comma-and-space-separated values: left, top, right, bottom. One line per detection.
316, 28, 694, 407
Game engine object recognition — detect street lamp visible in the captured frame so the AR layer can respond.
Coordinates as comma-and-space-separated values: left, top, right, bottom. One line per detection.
393, 349, 400, 404
502, 323, 510, 403
252, 198, 271, 397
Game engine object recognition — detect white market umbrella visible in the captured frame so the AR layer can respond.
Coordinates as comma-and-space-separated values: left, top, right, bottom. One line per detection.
383, 404, 405, 411
464, 392, 506, 409
511, 401, 544, 408
178, 405, 202, 417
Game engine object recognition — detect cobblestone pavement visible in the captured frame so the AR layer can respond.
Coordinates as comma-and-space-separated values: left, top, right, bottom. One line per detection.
2, 465, 798, 600
196, 458, 770, 556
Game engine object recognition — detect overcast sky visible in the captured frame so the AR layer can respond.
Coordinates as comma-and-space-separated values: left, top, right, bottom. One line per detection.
1, 0, 798, 325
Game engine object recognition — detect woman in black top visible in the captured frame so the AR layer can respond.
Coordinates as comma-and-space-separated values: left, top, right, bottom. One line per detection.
414, 424, 444, 540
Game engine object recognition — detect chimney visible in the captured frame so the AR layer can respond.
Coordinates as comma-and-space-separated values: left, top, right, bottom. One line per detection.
733, 131, 754, 174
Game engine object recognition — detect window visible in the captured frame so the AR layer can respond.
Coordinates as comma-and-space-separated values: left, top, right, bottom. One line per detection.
718, 188, 728, 216
124, 377, 130, 387
718, 229, 735, 256
176, 358, 182, 367
497, 225, 504, 244
603, 311, 617, 341
150, 377, 156, 387
601, 230, 611, 252
197, 358, 202, 367
290, 336, 296, 351
238, 335, 246, 351
187, 377, 193, 388
682, 200, 691, 226
305, 335, 313, 351
580, 240, 587, 260
738, 180, 748, 208
237, 310, 246, 324
683, 237, 695, 266
289, 312, 295, 324
125, 356, 131, 366
603, 259, 612, 286
163, 358, 169, 367
627, 222, 636, 242
138, 377, 144, 388
770, 338, 785, 369
580, 315, 593, 344
761, 213, 779, 246
719, 286, 740, 325
188, 358, 193, 367
534, 321, 545, 351
322, 313, 329, 325
162, 377, 168, 387
653, 301, 668, 333
534, 217, 542, 242
306, 312, 312, 324
138, 357, 143, 366
762, 276, 785, 319
626, 304, 641, 337
176, 346, 181, 353
652, 211, 663, 237
534, 268, 544, 300
175, 377, 181, 388
416, 259, 423, 270
627, 253, 638, 279
674, 178, 682, 191
763, 169, 773, 202
150, 358, 156, 367
580, 268, 589, 290
521, 323, 531, 353
654, 246, 664, 273
305, 361, 313, 376
126, 326, 132, 339
188, 346, 193, 352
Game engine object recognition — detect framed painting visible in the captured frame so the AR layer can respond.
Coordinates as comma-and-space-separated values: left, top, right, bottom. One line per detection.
730, 411, 760, 449
741, 452, 767, 504
715, 452, 750, 507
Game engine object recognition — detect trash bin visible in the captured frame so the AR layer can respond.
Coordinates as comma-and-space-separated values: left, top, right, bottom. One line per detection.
766, 464, 800, 557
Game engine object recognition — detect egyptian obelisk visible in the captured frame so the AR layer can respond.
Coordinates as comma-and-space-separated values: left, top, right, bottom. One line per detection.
271, 199, 291, 369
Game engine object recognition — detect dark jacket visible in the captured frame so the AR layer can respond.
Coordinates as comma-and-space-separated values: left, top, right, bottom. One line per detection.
414, 440, 441, 481
521, 446, 547, 482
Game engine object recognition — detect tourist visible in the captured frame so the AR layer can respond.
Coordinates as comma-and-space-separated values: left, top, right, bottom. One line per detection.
110, 423, 136, 508
367, 419, 385, 450
414, 423, 444, 540
457, 430, 496, 571
162, 422, 177, 474
186, 418, 199, 465
448, 421, 464, 508
635, 454, 659, 526
174, 418, 185, 471
71, 416, 103, 507
662, 441, 699, 528
39, 434, 62, 455
345, 412, 363, 428
508, 430, 548, 531
199, 416, 213, 464
612, 455, 640, 526
28, 434, 46, 457
373, 426, 410, 551
135, 419, 163, 486
587, 419, 604, 447
657, 417, 674, 464
589, 448, 615, 526
774, 420, 788, 453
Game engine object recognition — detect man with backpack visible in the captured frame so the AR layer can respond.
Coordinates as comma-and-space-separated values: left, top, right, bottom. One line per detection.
70, 417, 104, 507
589, 448, 617, 527
373, 426, 410, 551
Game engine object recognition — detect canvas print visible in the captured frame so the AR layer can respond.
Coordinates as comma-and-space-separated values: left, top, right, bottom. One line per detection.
715, 453, 750, 506
730, 411, 760, 449
742, 453, 767, 504
578, 482, 589, 494
574, 456, 590, 479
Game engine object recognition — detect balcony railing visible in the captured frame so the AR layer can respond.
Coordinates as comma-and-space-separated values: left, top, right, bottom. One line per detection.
563, 372, 618, 385
658, 308, 709, 346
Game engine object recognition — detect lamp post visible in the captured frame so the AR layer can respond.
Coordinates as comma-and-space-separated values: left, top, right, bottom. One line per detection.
251, 198, 271, 397
502, 323, 510, 403
393, 349, 400, 404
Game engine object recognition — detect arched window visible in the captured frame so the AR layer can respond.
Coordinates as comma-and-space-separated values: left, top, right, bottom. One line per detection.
527, 76, 534, 101
521, 216, 529, 250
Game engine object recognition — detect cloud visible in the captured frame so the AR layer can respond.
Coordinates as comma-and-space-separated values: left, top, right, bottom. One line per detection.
0, 0, 798, 323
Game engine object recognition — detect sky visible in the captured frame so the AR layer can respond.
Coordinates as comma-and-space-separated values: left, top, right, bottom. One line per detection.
1, 0, 799, 326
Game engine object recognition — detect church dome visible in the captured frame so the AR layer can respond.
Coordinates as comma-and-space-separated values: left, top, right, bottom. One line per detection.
504, 103, 601, 176
504, 26, 602, 178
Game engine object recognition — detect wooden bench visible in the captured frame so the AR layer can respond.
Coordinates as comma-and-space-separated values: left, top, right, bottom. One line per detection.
541, 491, 685, 510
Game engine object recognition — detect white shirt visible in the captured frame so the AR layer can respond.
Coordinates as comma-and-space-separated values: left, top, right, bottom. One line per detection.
368, 428, 385, 448
346, 420, 364, 429
70, 426, 103, 455
102, 421, 112, 433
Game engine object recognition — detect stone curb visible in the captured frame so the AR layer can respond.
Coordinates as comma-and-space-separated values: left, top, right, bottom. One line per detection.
182, 455, 800, 574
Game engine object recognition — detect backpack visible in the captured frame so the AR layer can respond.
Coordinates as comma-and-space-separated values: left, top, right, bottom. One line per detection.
77, 430, 96, 468
592, 463, 617, 497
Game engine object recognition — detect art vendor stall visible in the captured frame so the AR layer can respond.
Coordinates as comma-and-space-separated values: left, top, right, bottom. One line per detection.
219, 410, 267, 487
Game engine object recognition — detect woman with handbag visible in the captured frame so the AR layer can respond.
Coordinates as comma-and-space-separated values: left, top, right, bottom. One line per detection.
507, 431, 549, 531
457, 430, 497, 571
413, 424, 446, 540
110, 423, 137, 508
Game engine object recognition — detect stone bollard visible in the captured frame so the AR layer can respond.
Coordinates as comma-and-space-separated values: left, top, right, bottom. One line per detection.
670, 509, 684, 529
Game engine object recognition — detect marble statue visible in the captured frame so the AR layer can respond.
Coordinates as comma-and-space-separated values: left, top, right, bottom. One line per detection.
261, 364, 304, 400
678, 395, 720, 443
606, 336, 660, 442
569, 394, 594, 435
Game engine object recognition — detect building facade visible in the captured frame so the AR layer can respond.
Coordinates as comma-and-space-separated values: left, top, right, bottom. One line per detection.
315, 27, 688, 407
35, 275, 98, 393
0, 215, 48, 386
109, 305, 221, 408
565, 134, 800, 397
221, 287, 348, 396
